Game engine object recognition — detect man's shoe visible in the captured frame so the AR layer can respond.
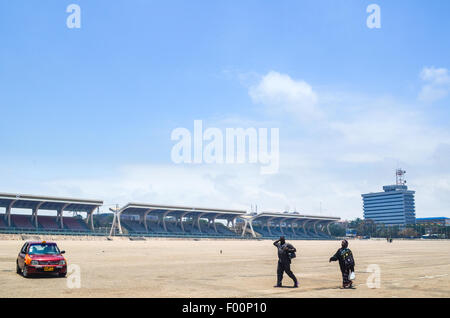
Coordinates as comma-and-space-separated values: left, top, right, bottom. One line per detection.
293, 282, 299, 288
274, 284, 282, 288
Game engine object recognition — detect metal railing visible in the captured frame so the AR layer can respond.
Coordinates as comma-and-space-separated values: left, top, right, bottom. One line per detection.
0, 227, 337, 240
0, 227, 107, 236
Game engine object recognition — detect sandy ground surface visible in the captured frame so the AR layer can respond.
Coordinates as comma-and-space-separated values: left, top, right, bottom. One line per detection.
1, 238, 449, 298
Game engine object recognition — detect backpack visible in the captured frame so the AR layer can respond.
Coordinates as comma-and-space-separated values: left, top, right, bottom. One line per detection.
340, 248, 354, 268
288, 244, 297, 259
281, 243, 297, 260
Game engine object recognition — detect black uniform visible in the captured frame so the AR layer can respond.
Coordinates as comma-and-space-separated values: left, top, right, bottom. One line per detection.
329, 247, 355, 287
273, 240, 298, 286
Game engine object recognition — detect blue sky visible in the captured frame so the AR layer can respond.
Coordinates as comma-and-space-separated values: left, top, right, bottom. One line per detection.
1, 0, 449, 219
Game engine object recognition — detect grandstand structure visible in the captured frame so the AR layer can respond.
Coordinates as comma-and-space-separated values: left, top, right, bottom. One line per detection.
0, 192, 340, 240
0, 192, 103, 235
109, 203, 246, 238
240, 212, 340, 239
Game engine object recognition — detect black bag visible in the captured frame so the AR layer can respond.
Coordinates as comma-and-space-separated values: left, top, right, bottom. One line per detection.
340, 248, 354, 267
288, 245, 297, 259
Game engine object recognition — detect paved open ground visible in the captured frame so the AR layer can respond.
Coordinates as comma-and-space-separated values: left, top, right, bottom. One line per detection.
0, 238, 449, 298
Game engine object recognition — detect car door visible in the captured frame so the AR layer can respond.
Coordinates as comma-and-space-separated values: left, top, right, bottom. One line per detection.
17, 243, 28, 268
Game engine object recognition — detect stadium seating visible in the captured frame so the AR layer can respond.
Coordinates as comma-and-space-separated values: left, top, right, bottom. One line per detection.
249, 222, 332, 240
63, 217, 90, 231
111, 218, 241, 239
11, 214, 35, 229
120, 219, 147, 233
295, 230, 309, 238
216, 223, 237, 236
268, 226, 283, 237
0, 211, 333, 240
165, 221, 184, 234
0, 215, 7, 229
199, 223, 218, 235
252, 225, 271, 237
147, 221, 164, 233
317, 232, 331, 239
0, 213, 97, 235
182, 221, 201, 234
305, 230, 319, 238
150, 221, 167, 233
38, 215, 60, 230
293, 227, 307, 237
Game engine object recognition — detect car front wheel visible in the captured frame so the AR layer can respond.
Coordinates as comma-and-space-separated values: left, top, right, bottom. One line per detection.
16, 261, 21, 275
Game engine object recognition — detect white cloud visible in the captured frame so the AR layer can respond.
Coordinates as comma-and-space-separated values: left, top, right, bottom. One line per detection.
411, 173, 450, 218
338, 153, 384, 164
420, 67, 450, 84
249, 71, 321, 120
418, 67, 450, 103
246, 71, 450, 166
329, 107, 450, 165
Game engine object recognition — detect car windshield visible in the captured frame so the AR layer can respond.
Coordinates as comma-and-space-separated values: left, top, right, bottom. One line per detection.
28, 244, 60, 255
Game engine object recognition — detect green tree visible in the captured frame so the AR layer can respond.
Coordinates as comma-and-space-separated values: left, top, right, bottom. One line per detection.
399, 228, 419, 238
329, 222, 346, 237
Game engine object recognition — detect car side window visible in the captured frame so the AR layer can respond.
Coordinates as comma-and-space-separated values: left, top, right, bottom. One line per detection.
21, 243, 28, 254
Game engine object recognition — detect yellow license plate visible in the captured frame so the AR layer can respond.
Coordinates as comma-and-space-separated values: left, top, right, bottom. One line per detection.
44, 267, 54, 271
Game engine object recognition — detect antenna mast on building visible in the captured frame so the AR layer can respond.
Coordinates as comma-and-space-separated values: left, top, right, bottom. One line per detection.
396, 169, 407, 186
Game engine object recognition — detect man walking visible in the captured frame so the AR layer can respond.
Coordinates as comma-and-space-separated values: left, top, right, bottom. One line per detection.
329, 239, 355, 288
273, 236, 298, 288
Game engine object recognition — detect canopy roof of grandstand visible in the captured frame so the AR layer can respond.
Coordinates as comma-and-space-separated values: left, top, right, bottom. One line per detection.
249, 212, 340, 222
0, 192, 103, 212
118, 202, 246, 219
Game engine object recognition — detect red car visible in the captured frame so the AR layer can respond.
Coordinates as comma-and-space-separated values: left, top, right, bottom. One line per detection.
16, 241, 67, 278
